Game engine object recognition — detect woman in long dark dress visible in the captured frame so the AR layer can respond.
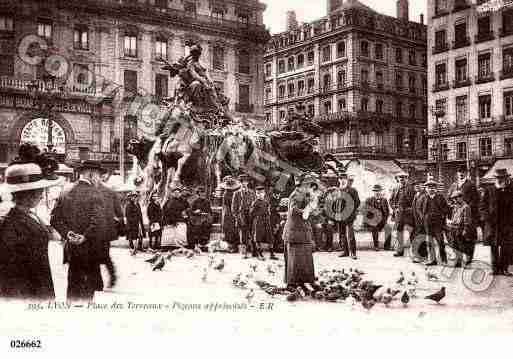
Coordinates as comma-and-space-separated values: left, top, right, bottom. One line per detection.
0, 161, 62, 300
221, 176, 240, 253
282, 174, 317, 287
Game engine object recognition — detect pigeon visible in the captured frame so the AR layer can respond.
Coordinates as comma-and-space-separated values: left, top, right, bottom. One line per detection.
381, 293, 393, 307
130, 248, 137, 256
396, 271, 405, 286
425, 268, 439, 281
266, 265, 276, 276
145, 253, 161, 264
401, 291, 410, 307
361, 299, 376, 311
425, 287, 446, 304
193, 244, 203, 256
286, 292, 299, 302
152, 256, 165, 271
245, 289, 255, 303
250, 263, 258, 272
201, 268, 208, 282
213, 258, 225, 271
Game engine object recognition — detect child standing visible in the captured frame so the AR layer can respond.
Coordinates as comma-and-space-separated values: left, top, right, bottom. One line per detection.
249, 186, 272, 260
363, 184, 390, 250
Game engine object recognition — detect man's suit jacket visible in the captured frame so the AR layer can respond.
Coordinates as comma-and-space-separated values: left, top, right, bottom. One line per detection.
231, 188, 256, 227
50, 180, 106, 265
98, 184, 124, 242
420, 193, 451, 233
479, 184, 513, 246
125, 200, 145, 236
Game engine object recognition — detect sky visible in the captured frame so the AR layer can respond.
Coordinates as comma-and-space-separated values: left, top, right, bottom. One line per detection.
262, 0, 428, 34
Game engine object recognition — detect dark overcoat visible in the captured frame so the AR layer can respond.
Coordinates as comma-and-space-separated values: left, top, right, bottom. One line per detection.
390, 184, 415, 228
362, 196, 390, 231
479, 184, 513, 247
419, 193, 451, 234
0, 207, 55, 300
125, 200, 145, 237
282, 189, 313, 244
231, 188, 256, 228
221, 189, 238, 245
249, 198, 272, 244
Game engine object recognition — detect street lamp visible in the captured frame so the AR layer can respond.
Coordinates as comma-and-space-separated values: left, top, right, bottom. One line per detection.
26, 78, 66, 154
430, 106, 446, 184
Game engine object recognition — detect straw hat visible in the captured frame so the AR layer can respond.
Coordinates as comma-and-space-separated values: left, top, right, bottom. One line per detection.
220, 176, 241, 191
4, 162, 63, 193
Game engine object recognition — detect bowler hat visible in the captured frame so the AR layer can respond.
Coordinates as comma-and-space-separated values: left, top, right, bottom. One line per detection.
73, 160, 107, 174
395, 173, 409, 179
493, 168, 510, 178
255, 185, 266, 191
372, 184, 384, 192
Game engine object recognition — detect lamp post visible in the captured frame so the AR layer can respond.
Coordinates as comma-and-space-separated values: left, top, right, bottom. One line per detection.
26, 78, 65, 154
430, 106, 446, 184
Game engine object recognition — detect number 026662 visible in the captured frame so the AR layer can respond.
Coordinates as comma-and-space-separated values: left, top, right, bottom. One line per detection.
10, 339, 42, 349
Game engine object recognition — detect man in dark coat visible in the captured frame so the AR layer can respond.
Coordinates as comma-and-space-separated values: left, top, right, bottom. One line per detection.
187, 186, 213, 248
447, 165, 479, 262
98, 181, 124, 288
51, 160, 107, 301
479, 168, 513, 276
411, 180, 428, 263
389, 173, 415, 257
249, 186, 272, 260
125, 192, 146, 251
420, 179, 451, 265
163, 186, 190, 226
147, 193, 163, 250
362, 184, 390, 250
232, 174, 256, 258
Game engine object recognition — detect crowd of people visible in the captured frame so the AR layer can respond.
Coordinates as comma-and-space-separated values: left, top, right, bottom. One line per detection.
1, 147, 513, 301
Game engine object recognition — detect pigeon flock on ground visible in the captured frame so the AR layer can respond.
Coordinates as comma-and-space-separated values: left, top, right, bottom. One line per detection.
136, 247, 446, 311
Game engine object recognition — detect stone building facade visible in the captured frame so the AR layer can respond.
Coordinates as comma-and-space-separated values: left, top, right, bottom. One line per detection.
0, 0, 268, 169
427, 0, 513, 184
263, 0, 428, 173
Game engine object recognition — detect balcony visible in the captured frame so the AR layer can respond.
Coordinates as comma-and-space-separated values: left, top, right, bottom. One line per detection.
475, 31, 495, 44
500, 27, 513, 38
235, 103, 254, 113
0, 76, 97, 96
475, 72, 495, 84
453, 37, 471, 49
452, 77, 472, 89
452, 1, 471, 13
432, 43, 450, 55
500, 68, 513, 80
432, 82, 450, 92
315, 111, 353, 123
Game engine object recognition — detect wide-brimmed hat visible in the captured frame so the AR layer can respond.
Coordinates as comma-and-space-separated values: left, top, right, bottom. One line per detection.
4, 162, 63, 193
450, 190, 463, 199
221, 176, 241, 191
372, 184, 384, 192
493, 168, 510, 178
424, 178, 439, 187
73, 160, 107, 174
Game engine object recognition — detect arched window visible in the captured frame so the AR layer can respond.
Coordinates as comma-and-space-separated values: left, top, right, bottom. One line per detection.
323, 74, 331, 90
297, 54, 305, 68
288, 57, 295, 71
337, 41, 345, 58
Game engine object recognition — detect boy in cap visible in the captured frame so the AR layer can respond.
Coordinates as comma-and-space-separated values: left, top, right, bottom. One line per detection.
447, 190, 476, 267
249, 185, 271, 260
363, 184, 390, 250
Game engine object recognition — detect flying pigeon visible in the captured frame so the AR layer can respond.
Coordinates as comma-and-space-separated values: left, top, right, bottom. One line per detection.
152, 256, 165, 271
425, 287, 446, 304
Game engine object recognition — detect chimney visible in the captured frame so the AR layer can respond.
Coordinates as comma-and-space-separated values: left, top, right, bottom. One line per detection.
286, 10, 298, 31
420, 13, 424, 24
396, 0, 409, 21
327, 0, 343, 15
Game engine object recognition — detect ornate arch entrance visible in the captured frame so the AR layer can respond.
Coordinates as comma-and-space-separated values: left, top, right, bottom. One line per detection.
20, 117, 66, 154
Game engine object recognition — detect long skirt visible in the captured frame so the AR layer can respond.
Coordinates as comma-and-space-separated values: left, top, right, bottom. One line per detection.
284, 242, 315, 286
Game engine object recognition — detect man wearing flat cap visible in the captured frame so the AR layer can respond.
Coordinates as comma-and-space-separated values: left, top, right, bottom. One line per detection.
479, 168, 513, 275
51, 160, 107, 301
232, 174, 257, 258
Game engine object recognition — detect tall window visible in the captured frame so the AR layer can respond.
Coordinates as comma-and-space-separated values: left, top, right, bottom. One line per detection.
74, 26, 89, 50
408, 74, 416, 93
297, 54, 304, 68
287, 83, 295, 98
278, 60, 285, 74
360, 41, 369, 57
212, 6, 225, 20
478, 53, 491, 78
307, 78, 315, 93
338, 98, 346, 111
477, 16, 490, 36
322, 46, 331, 62
361, 98, 368, 111
213, 46, 224, 70
155, 38, 167, 61
456, 142, 467, 159
361, 69, 369, 84
337, 42, 345, 58
323, 73, 331, 90
435, 63, 447, 86
375, 43, 384, 60
324, 101, 332, 114
409, 103, 416, 118
38, 20, 52, 41
239, 50, 250, 74
396, 133, 404, 153
278, 85, 285, 99
441, 143, 449, 160
435, 98, 447, 114
503, 47, 513, 73
502, 9, 513, 35
308, 104, 314, 116
454, 22, 468, 45
307, 51, 314, 65
265, 63, 272, 77
409, 130, 416, 152
396, 101, 403, 118
155, 74, 168, 99
395, 47, 402, 63
298, 80, 305, 96
395, 71, 403, 90
435, 30, 447, 49
376, 71, 383, 89
124, 33, 137, 57
238, 84, 250, 110
0, 16, 14, 31
376, 99, 384, 113
337, 70, 346, 87
408, 50, 416, 65
456, 95, 468, 125
505, 138, 513, 156
184, 1, 197, 15
504, 91, 513, 117
124, 70, 138, 95
288, 57, 295, 71
479, 137, 492, 157
479, 94, 492, 119
455, 58, 468, 82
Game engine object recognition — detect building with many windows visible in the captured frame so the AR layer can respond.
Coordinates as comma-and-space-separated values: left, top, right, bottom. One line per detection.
428, 0, 513, 184
0, 0, 268, 169
263, 0, 428, 175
